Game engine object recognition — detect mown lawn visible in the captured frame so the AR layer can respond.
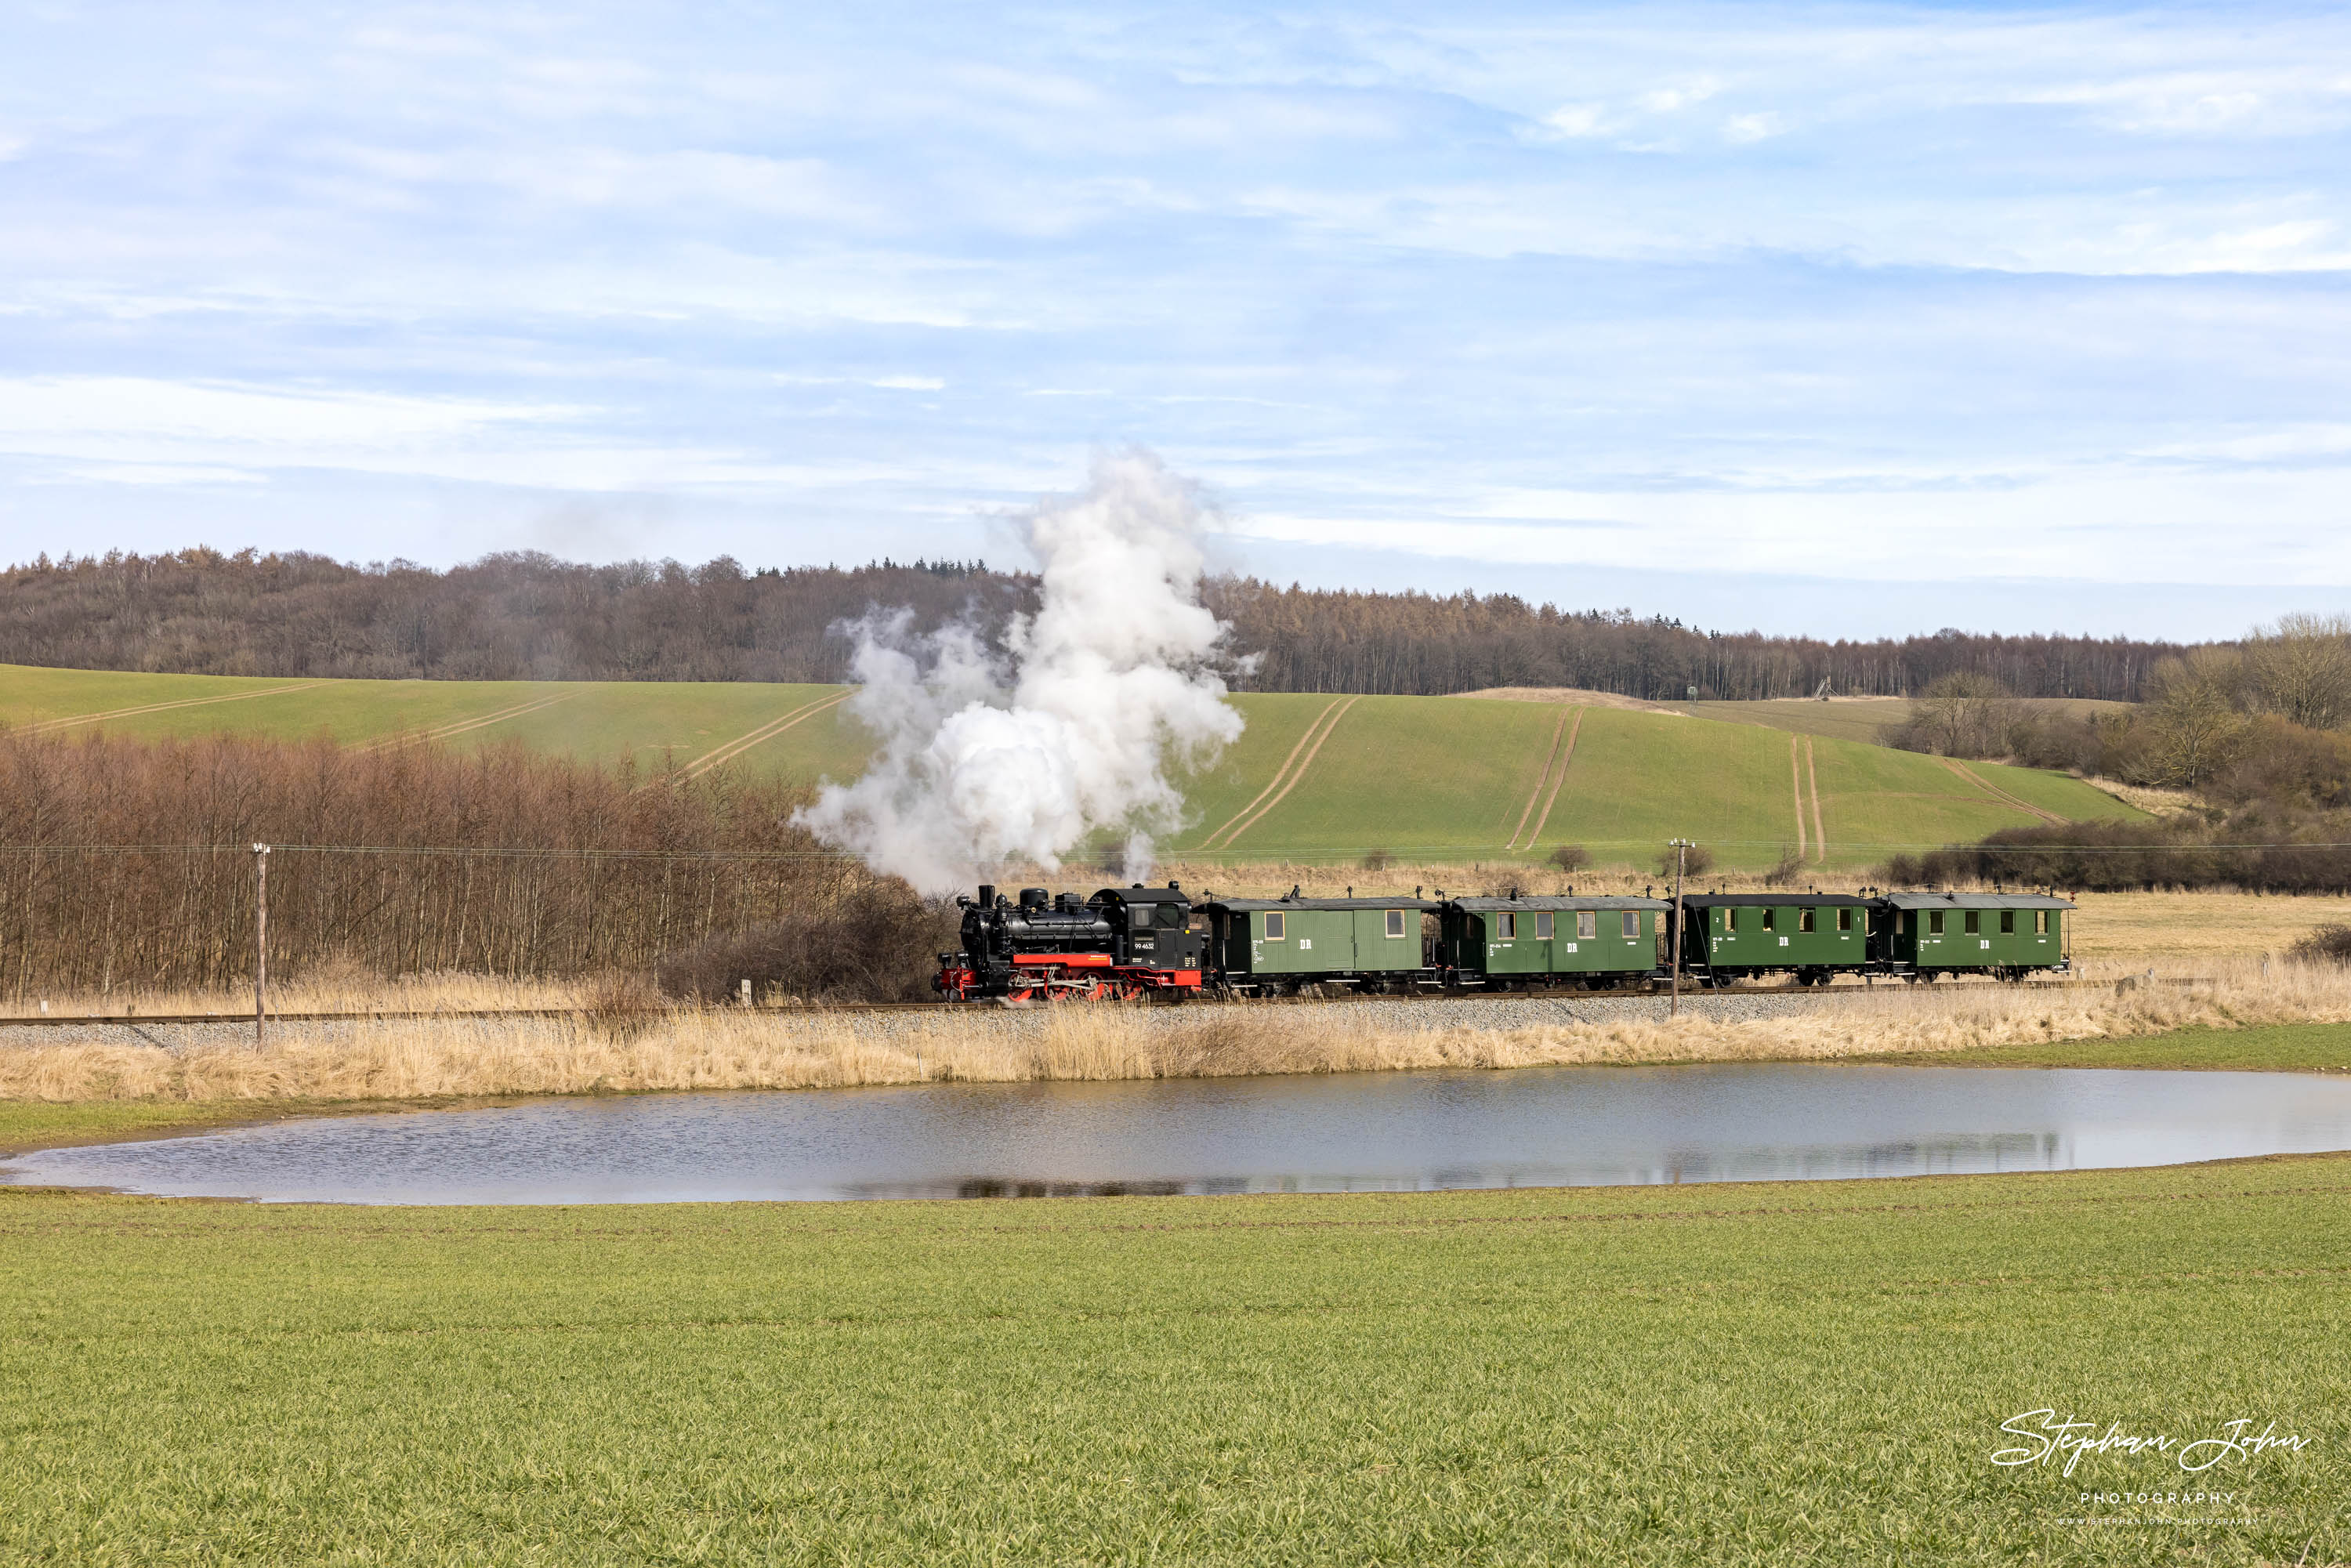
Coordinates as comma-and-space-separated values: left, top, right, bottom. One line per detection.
2, 1147, 2346, 1564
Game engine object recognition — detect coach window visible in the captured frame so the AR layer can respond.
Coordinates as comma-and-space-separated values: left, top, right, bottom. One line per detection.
1534, 911, 1554, 940
1264, 911, 1286, 941
1928, 911, 1944, 936
1723, 907, 1738, 932
1761, 907, 1776, 931
1386, 909, 1407, 939
1497, 911, 1517, 940
1964, 911, 1980, 935
1621, 911, 1639, 938
1838, 907, 1853, 932
1578, 910, 1598, 940
2000, 910, 2016, 934
1799, 907, 1817, 933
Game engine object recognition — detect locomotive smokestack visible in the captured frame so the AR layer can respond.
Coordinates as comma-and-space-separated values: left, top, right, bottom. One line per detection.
977, 883, 995, 908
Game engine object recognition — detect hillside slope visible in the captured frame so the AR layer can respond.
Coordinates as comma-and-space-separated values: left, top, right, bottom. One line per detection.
0, 664, 2141, 869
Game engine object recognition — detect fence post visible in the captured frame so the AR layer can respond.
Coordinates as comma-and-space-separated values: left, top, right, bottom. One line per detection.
253, 843, 270, 1048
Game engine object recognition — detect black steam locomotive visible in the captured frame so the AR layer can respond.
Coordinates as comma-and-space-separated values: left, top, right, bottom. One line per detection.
934, 882, 1204, 1001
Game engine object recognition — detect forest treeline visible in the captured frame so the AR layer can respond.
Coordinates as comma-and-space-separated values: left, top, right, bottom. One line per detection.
1878, 616, 2351, 893
0, 729, 949, 999
2, 546, 2180, 701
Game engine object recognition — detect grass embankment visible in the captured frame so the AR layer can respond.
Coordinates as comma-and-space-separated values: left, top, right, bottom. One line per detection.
2, 1159, 2346, 1563
6, 960, 2348, 1108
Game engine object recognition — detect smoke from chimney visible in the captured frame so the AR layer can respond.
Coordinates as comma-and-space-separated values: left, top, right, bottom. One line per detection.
795, 451, 1244, 893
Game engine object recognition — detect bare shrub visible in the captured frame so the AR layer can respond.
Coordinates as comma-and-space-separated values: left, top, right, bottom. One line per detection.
1762, 847, 1806, 887
582, 971, 667, 1040
1360, 847, 1393, 872
2289, 925, 2351, 967
0, 727, 909, 996
655, 890, 959, 1005
1655, 843, 1715, 880
1547, 843, 1592, 873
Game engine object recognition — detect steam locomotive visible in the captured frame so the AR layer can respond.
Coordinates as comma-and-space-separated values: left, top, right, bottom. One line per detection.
936, 881, 2072, 1001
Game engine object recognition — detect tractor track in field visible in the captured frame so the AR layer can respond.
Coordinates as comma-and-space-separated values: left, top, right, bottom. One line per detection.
20, 682, 330, 733
1198, 696, 1359, 851
658, 690, 852, 785
1507, 707, 1583, 853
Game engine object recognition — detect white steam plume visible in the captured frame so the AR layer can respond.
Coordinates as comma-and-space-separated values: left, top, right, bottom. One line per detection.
796, 451, 1244, 893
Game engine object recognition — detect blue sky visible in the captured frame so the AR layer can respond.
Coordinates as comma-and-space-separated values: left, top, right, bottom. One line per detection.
3, 2, 2348, 637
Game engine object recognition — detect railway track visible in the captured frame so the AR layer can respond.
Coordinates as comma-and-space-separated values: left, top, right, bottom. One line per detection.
0, 976, 2204, 1031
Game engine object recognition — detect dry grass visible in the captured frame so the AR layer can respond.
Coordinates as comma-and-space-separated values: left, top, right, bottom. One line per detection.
6, 955, 2348, 1105
0, 969, 589, 1020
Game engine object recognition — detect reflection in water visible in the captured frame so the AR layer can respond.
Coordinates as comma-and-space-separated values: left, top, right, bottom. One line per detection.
8, 1064, 2351, 1206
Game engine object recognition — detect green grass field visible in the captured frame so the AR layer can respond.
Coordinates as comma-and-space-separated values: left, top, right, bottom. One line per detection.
1678, 696, 2129, 747
1, 1152, 2344, 1563
1, 664, 2143, 869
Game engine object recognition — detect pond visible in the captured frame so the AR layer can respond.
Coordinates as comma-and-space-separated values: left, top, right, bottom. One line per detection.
9, 1064, 2351, 1205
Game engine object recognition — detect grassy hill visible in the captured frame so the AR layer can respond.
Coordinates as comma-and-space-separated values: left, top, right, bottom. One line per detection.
0, 664, 2142, 871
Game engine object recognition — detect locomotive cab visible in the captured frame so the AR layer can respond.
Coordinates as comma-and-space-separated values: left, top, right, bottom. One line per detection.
934, 882, 1203, 1001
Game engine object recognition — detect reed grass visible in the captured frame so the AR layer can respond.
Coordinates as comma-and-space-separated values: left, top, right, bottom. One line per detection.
8, 954, 2348, 1104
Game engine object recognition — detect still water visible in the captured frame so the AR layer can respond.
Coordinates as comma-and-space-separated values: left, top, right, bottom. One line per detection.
9, 1065, 2351, 1205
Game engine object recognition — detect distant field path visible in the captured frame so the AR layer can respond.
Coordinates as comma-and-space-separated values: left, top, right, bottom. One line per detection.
360, 691, 581, 755
668, 691, 853, 783
1940, 758, 2065, 825
21, 682, 328, 734
1789, 736, 1809, 861
1201, 696, 1359, 850
1806, 737, 1828, 862
1509, 707, 1584, 852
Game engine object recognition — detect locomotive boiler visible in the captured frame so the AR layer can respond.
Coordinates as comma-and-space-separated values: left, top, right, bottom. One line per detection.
934, 882, 1204, 1001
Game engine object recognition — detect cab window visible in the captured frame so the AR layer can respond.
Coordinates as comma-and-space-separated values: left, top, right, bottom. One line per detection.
1264, 911, 1285, 940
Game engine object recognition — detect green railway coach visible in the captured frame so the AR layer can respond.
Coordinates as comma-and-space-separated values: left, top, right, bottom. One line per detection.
1199, 896, 1436, 995
1877, 892, 2072, 981
1438, 896, 1669, 990
1675, 893, 1875, 986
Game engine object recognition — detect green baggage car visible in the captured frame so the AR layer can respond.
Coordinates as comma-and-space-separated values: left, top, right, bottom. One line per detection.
1437, 896, 1669, 990
1675, 893, 1875, 987
1875, 893, 2071, 982
1198, 896, 1436, 996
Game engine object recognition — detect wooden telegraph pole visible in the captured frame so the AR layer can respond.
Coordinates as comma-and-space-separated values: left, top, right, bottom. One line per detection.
1668, 838, 1693, 1019
252, 842, 270, 1048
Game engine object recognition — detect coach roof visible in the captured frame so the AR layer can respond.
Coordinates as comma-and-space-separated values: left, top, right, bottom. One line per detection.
1446, 896, 1669, 911
1879, 892, 2074, 910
